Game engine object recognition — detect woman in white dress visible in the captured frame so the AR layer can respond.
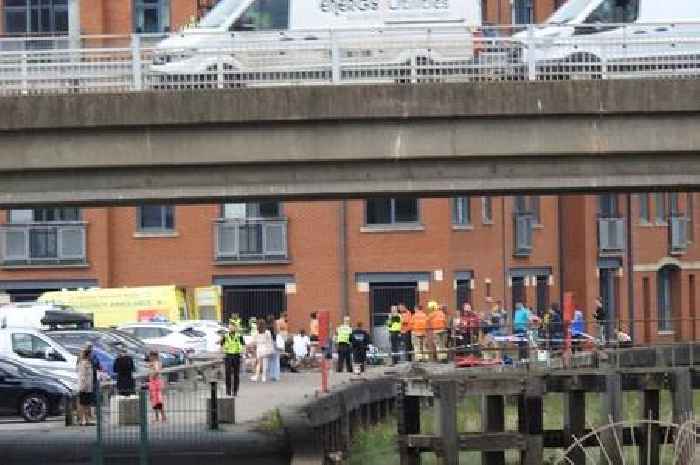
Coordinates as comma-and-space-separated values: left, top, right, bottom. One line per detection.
251, 319, 273, 382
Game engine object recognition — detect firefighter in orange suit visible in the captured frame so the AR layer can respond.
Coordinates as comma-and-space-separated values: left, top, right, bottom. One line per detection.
428, 302, 448, 362
399, 304, 413, 362
411, 305, 428, 362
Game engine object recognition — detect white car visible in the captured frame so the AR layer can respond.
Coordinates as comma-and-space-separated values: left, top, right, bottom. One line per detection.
176, 320, 228, 353
116, 323, 207, 357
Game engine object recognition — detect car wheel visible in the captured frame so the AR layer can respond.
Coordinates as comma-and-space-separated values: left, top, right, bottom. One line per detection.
20, 393, 49, 423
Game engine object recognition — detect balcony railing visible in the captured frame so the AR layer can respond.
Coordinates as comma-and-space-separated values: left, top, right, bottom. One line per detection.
513, 213, 534, 257
669, 215, 689, 255
598, 218, 625, 254
214, 218, 288, 263
0, 223, 87, 266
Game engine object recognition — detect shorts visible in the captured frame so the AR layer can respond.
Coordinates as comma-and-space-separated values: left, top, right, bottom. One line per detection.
310, 335, 319, 342
79, 392, 95, 406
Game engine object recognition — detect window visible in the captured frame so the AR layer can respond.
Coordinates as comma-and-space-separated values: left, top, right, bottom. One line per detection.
669, 193, 679, 216
134, 0, 170, 33
9, 208, 80, 223
655, 193, 667, 224
512, 0, 533, 24
222, 201, 280, 219
452, 197, 471, 226
513, 196, 540, 223
230, 0, 289, 31
657, 267, 675, 331
138, 205, 175, 232
3, 0, 68, 35
482, 197, 493, 224
638, 193, 651, 223
599, 194, 619, 218
584, 0, 639, 24
132, 327, 165, 339
688, 193, 695, 242
365, 198, 418, 225
11, 333, 50, 359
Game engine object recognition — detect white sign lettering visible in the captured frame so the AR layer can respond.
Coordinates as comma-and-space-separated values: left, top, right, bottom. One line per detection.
320, 0, 449, 15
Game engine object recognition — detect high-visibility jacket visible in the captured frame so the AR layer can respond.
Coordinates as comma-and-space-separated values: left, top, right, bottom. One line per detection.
412, 311, 428, 335
223, 332, 243, 355
336, 324, 352, 344
429, 310, 447, 331
400, 311, 412, 334
387, 315, 402, 333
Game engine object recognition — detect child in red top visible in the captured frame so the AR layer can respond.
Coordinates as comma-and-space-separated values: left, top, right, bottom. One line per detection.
148, 351, 166, 423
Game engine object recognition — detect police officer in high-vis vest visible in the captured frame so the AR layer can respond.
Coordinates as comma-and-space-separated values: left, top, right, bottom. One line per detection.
221, 319, 245, 397
335, 316, 353, 373
387, 305, 402, 365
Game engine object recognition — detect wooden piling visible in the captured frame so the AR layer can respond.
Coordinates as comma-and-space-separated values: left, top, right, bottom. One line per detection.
563, 390, 586, 465
434, 381, 459, 465
518, 379, 544, 465
481, 395, 505, 465
640, 389, 660, 465
398, 381, 421, 465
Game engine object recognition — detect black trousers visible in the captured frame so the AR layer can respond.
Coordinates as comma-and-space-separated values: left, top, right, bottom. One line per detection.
337, 343, 352, 372
402, 332, 413, 362
224, 354, 241, 396
352, 349, 366, 372
390, 331, 401, 365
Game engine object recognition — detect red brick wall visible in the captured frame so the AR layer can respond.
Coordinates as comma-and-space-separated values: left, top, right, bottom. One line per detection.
80, 0, 105, 35
171, 0, 197, 32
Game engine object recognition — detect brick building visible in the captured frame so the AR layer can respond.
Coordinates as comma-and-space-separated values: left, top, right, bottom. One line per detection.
0, 197, 561, 340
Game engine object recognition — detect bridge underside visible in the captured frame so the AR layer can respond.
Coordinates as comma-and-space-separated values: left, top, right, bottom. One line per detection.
1, 80, 699, 206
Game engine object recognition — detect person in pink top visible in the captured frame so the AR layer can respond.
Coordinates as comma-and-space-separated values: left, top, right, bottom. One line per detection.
148, 351, 166, 423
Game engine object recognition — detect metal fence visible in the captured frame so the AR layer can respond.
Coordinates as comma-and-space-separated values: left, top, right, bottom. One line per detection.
2, 23, 700, 95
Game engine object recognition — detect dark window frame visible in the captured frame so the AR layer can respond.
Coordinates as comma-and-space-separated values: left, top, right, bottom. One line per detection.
3, 0, 68, 35
137, 205, 175, 232
452, 197, 471, 226
133, 0, 171, 33
655, 193, 668, 225
639, 193, 651, 224
8, 208, 81, 224
482, 196, 493, 225
365, 198, 420, 226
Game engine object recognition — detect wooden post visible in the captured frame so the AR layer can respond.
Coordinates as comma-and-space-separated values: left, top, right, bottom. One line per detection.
671, 368, 693, 424
397, 381, 421, 465
518, 379, 544, 465
563, 390, 586, 465
639, 389, 660, 465
600, 373, 623, 465
434, 381, 459, 465
481, 395, 505, 465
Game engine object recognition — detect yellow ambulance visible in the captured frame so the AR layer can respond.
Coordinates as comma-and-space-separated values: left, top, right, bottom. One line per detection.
38, 285, 221, 327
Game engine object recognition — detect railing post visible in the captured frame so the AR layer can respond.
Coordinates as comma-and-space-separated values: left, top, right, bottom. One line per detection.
20, 53, 28, 95
216, 59, 224, 89
131, 34, 143, 91
526, 24, 537, 81
139, 385, 149, 465
209, 381, 219, 430
330, 32, 341, 84
64, 395, 74, 427
94, 386, 104, 465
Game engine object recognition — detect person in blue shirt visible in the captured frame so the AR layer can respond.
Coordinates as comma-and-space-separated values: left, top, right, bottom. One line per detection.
512, 303, 531, 362
570, 310, 585, 353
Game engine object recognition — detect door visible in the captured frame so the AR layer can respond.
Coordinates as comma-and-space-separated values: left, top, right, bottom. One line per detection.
511, 276, 526, 310
0, 360, 24, 414
223, 285, 286, 326
369, 283, 417, 351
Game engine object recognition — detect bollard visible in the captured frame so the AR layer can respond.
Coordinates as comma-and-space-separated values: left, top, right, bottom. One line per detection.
209, 381, 219, 430
64, 396, 74, 427
139, 385, 149, 465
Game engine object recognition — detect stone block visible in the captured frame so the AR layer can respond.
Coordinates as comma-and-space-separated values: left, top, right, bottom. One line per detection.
207, 397, 236, 425
118, 396, 140, 426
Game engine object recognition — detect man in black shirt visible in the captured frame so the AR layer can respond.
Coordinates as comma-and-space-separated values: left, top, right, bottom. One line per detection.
350, 321, 371, 374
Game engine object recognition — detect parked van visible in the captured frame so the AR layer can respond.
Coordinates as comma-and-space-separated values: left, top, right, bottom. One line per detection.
0, 303, 92, 330
39, 286, 192, 327
150, 0, 482, 79
514, 0, 700, 77
0, 327, 78, 387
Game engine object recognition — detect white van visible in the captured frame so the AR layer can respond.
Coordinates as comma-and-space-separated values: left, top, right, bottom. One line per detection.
150, 0, 481, 81
0, 302, 92, 330
515, 0, 700, 78
0, 328, 78, 387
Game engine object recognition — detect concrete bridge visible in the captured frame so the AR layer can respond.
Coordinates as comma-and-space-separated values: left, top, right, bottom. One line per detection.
1, 79, 700, 206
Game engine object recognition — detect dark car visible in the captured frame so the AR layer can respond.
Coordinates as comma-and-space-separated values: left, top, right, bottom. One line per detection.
0, 357, 72, 422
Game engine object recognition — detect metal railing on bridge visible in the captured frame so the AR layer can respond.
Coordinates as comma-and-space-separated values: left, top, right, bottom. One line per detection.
2, 22, 700, 95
